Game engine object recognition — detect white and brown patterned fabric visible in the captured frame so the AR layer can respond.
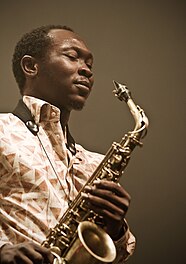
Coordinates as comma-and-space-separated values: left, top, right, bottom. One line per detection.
0, 96, 135, 262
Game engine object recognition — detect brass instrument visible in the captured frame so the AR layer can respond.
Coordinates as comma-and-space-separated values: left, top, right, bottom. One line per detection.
42, 81, 149, 264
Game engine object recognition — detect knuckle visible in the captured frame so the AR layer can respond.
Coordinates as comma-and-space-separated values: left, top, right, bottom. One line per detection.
128, 194, 132, 204
35, 254, 43, 263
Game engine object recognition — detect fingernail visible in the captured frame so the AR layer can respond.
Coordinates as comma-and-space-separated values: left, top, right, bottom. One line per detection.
84, 185, 91, 191
81, 192, 89, 198
93, 179, 101, 184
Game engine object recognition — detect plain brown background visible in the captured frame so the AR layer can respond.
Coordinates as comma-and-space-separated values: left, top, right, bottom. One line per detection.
0, 1, 185, 263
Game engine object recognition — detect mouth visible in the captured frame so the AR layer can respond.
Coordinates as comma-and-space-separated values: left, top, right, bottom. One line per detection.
74, 79, 91, 88
74, 80, 91, 96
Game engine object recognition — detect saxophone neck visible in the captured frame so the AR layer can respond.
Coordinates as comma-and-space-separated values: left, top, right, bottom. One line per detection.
113, 80, 149, 137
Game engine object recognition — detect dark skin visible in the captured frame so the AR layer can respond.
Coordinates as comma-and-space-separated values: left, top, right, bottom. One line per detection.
0, 29, 131, 263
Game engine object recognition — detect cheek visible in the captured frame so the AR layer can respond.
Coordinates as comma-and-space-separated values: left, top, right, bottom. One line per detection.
46, 65, 74, 87
52, 57, 77, 75
42, 57, 75, 76
90, 76, 94, 87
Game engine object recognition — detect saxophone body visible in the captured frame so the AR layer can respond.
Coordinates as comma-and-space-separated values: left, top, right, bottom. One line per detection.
42, 81, 149, 264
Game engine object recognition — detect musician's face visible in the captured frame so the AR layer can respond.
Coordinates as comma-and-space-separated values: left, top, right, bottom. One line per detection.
31, 29, 94, 111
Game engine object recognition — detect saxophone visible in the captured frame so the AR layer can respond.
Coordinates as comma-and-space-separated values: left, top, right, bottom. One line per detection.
42, 81, 149, 264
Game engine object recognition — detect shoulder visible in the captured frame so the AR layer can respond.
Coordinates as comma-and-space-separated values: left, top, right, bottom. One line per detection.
0, 113, 24, 133
0, 113, 15, 132
0, 113, 19, 125
0, 113, 31, 144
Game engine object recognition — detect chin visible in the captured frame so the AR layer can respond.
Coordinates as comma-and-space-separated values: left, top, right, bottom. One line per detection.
71, 100, 86, 111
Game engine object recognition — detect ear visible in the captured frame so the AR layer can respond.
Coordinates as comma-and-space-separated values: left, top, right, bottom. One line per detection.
21, 55, 39, 77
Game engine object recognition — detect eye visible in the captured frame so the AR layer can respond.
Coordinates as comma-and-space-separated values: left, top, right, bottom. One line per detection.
86, 63, 93, 70
67, 54, 77, 60
63, 51, 78, 60
86, 59, 93, 70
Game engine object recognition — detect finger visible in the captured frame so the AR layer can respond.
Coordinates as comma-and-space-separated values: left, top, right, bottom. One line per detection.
91, 205, 124, 222
82, 192, 126, 217
19, 243, 53, 264
17, 247, 43, 264
14, 253, 33, 264
35, 245, 54, 264
25, 249, 44, 264
92, 180, 131, 200
84, 185, 130, 211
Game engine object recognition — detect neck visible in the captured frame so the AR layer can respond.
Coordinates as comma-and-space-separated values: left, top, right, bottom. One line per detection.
60, 109, 70, 132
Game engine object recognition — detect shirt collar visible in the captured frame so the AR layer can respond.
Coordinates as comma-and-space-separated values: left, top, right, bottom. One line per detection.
23, 95, 61, 124
22, 96, 77, 155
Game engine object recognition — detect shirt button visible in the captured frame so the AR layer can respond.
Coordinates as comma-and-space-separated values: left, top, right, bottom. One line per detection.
51, 112, 56, 117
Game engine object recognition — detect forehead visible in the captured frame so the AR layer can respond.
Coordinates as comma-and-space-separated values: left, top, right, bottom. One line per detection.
48, 29, 93, 58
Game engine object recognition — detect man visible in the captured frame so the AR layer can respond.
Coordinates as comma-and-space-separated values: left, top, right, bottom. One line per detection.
0, 25, 135, 263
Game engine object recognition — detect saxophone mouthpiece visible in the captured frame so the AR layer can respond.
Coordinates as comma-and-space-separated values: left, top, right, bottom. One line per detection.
113, 80, 131, 102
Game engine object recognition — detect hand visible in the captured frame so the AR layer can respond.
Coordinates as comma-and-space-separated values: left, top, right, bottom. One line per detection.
82, 180, 131, 240
0, 242, 54, 264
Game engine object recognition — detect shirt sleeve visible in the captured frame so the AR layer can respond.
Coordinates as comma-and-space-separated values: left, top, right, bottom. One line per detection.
113, 220, 136, 263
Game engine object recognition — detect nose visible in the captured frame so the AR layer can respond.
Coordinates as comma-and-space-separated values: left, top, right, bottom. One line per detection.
78, 62, 93, 78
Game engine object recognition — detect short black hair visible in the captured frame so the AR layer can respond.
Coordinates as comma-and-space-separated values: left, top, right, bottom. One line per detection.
12, 25, 74, 94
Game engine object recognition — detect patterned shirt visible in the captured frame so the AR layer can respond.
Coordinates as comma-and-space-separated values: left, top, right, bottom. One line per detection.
0, 96, 135, 262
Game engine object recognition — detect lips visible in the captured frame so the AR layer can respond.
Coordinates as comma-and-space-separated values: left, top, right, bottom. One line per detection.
74, 79, 91, 89
74, 79, 91, 97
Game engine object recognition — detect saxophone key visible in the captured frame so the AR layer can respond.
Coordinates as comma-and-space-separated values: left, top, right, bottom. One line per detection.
56, 228, 68, 238
58, 236, 71, 245
62, 223, 70, 230
102, 167, 114, 180
69, 209, 80, 218
109, 154, 123, 164
99, 168, 110, 179
79, 200, 88, 211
